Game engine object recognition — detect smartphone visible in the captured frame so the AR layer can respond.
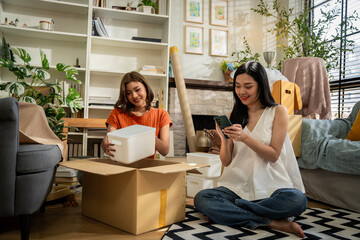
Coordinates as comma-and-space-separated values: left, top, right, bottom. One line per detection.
213, 115, 233, 139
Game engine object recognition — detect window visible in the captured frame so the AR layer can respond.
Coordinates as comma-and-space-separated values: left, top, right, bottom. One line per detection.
310, 0, 360, 118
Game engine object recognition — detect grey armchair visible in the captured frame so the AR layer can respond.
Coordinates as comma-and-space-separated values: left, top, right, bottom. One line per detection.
0, 97, 62, 240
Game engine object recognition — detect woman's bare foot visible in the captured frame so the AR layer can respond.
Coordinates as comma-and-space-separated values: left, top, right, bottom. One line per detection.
268, 219, 305, 238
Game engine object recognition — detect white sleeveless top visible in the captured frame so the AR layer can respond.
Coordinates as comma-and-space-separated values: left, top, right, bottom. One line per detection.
217, 106, 305, 201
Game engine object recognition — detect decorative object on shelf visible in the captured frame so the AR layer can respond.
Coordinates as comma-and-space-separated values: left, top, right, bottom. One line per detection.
74, 58, 80, 68
210, 28, 228, 57
185, 0, 204, 24
9, 21, 16, 27
50, 19, 55, 31
184, 25, 204, 55
131, 36, 161, 43
0, 38, 83, 140
15, 18, 19, 27
39, 20, 51, 30
210, 0, 229, 27
5, 17, 8, 25
263, 51, 276, 68
112, 5, 136, 11
137, 0, 157, 14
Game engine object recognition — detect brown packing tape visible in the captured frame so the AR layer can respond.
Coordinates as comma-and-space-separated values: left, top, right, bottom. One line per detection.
159, 189, 167, 228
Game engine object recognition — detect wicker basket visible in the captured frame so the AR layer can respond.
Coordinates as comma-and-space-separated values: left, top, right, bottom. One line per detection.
224, 68, 233, 82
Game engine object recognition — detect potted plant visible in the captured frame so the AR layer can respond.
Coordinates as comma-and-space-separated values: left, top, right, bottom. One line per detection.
221, 37, 260, 82
0, 38, 83, 140
137, 0, 157, 14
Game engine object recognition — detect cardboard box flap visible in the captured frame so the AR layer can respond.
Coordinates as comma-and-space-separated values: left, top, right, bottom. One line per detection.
140, 162, 209, 174
60, 158, 135, 176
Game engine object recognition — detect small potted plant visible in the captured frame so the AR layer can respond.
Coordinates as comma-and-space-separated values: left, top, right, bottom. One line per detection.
221, 37, 260, 82
137, 0, 157, 14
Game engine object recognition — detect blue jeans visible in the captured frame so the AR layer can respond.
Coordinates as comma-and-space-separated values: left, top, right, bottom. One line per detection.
194, 186, 307, 229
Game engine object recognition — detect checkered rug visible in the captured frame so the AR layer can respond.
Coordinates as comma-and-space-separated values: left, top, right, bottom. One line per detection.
162, 206, 360, 240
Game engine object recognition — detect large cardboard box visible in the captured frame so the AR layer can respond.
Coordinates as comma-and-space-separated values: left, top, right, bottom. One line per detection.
60, 158, 205, 235
272, 80, 302, 114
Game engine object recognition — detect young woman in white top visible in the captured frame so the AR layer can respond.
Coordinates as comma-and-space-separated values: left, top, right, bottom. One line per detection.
194, 61, 307, 238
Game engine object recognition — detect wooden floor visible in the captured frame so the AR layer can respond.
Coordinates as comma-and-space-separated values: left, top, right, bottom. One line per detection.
0, 196, 332, 240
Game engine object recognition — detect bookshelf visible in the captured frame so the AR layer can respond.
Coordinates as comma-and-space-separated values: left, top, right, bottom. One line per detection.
0, 0, 171, 157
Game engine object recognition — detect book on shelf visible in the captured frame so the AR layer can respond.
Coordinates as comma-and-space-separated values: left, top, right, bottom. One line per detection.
61, 81, 81, 104
94, 143, 99, 157
139, 65, 165, 75
142, 65, 165, 70
56, 166, 78, 178
73, 144, 78, 157
94, 17, 109, 37
152, 88, 164, 109
67, 143, 83, 158
157, 0, 167, 15
94, 0, 109, 7
55, 176, 78, 183
131, 36, 161, 43
55, 181, 81, 187
89, 96, 116, 105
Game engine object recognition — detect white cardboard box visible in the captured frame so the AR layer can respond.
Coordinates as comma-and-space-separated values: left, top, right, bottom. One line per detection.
107, 125, 155, 164
186, 174, 216, 198
60, 158, 206, 235
186, 152, 222, 178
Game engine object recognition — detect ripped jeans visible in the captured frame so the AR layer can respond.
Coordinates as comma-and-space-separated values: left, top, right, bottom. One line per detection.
194, 186, 307, 229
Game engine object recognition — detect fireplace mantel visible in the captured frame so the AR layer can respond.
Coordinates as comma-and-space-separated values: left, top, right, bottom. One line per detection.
169, 77, 233, 91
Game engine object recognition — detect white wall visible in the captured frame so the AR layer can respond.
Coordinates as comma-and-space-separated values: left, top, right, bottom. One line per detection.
169, 0, 302, 81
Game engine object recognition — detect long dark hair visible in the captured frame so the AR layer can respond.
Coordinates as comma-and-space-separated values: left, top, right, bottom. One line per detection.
114, 71, 154, 115
230, 61, 277, 127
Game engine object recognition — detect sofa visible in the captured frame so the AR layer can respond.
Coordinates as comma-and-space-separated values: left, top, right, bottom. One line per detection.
0, 97, 62, 240
298, 101, 360, 212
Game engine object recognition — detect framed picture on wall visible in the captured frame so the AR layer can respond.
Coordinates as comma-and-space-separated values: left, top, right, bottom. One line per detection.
185, 25, 204, 55
185, 0, 204, 24
210, 28, 228, 57
210, 0, 228, 27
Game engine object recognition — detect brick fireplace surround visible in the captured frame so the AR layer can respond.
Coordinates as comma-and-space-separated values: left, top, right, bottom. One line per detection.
168, 78, 234, 156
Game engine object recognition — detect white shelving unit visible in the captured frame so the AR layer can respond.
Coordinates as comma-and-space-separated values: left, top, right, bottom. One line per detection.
0, 0, 171, 157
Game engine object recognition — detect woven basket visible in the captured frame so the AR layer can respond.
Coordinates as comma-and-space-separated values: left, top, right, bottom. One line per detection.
224, 68, 233, 82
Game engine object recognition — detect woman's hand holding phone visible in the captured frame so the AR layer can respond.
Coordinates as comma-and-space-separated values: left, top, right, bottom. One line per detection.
214, 115, 233, 139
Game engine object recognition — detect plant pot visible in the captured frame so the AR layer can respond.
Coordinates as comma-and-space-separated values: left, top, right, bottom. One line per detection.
224, 68, 233, 82
138, 5, 154, 14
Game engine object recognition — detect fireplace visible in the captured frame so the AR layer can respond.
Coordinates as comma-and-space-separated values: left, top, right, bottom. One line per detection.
168, 78, 233, 156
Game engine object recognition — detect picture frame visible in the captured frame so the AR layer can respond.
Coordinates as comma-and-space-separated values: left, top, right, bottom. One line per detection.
185, 0, 204, 24
210, 28, 228, 57
184, 25, 204, 55
210, 0, 229, 27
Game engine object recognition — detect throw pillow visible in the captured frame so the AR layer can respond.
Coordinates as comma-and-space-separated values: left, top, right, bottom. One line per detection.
346, 110, 360, 141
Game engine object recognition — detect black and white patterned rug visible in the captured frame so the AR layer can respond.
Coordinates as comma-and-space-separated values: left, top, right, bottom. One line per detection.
162, 206, 360, 240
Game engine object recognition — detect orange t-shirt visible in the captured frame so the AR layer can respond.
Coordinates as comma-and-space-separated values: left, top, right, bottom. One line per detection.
106, 107, 173, 158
